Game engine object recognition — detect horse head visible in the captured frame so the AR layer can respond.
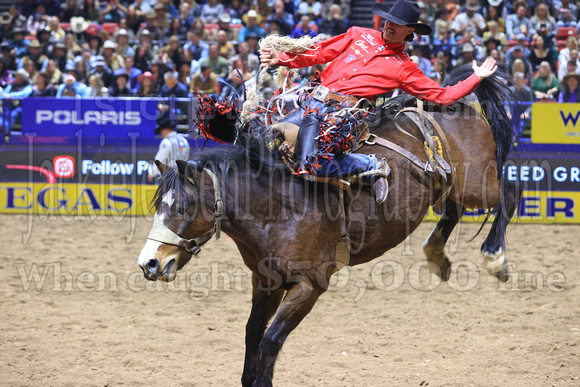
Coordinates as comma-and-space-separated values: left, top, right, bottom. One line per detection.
138, 160, 223, 282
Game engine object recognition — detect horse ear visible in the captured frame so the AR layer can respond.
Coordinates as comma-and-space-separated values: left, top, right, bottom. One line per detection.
176, 160, 189, 178
155, 160, 170, 175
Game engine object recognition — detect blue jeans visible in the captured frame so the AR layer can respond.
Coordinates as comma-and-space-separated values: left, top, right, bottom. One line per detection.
281, 96, 376, 178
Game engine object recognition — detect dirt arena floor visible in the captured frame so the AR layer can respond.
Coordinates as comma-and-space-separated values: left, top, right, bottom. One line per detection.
0, 213, 578, 387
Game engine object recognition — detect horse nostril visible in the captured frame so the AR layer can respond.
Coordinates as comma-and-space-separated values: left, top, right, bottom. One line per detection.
146, 259, 159, 271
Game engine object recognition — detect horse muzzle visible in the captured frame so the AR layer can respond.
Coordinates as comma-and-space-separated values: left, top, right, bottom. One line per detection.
140, 257, 177, 282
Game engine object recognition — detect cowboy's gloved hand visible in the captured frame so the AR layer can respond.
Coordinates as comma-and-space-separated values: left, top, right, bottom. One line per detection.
472, 58, 498, 80
260, 48, 280, 67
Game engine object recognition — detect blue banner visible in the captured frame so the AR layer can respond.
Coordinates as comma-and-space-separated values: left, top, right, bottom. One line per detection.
21, 98, 158, 141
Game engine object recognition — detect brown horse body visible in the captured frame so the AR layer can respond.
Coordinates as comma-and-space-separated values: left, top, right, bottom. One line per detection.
138, 67, 519, 386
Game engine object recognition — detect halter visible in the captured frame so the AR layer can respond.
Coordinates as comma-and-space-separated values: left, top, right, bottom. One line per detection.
146, 167, 223, 256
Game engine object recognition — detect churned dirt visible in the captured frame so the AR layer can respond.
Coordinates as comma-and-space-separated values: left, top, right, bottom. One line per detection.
0, 214, 578, 387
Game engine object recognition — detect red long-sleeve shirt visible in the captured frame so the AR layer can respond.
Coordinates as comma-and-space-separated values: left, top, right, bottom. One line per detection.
278, 27, 481, 105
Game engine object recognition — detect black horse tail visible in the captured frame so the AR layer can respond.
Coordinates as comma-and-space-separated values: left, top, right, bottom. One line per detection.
444, 64, 521, 238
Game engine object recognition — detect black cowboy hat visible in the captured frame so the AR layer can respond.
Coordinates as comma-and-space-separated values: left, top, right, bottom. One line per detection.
372, 0, 432, 35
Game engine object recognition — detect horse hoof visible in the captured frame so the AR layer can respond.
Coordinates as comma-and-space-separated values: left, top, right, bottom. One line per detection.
482, 247, 505, 277
495, 261, 511, 282
426, 260, 451, 282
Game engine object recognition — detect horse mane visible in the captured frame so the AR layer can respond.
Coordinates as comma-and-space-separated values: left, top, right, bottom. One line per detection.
153, 130, 285, 211
443, 64, 517, 178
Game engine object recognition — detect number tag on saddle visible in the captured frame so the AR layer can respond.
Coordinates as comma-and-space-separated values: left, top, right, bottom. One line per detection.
312, 85, 330, 102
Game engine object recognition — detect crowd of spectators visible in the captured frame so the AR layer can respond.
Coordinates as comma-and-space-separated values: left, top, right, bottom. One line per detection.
0, 0, 579, 132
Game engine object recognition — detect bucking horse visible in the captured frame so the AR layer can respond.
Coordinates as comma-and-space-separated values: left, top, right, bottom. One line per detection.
137, 64, 520, 386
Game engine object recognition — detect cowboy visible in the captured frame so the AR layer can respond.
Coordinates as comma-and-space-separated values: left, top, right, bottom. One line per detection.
260, 0, 498, 204
18, 40, 49, 72
148, 124, 190, 182
1, 69, 33, 132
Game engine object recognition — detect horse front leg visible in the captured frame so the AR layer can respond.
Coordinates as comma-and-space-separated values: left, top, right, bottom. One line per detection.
242, 273, 285, 387
481, 180, 520, 282
423, 198, 465, 281
253, 280, 323, 387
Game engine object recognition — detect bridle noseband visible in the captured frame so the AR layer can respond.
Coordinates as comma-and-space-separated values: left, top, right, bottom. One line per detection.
147, 167, 223, 256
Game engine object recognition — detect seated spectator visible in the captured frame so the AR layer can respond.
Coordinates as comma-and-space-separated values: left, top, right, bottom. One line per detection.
26, 3, 49, 36
532, 61, 560, 100
291, 15, 318, 39
115, 29, 135, 58
1, 42, 17, 71
483, 37, 502, 58
136, 11, 164, 42
102, 40, 123, 72
165, 35, 185, 70
108, 73, 134, 96
114, 56, 142, 93
529, 34, 557, 73
506, 4, 534, 40
86, 74, 106, 97
560, 57, 580, 81
245, 33, 261, 56
409, 45, 432, 75
532, 3, 558, 37
100, 0, 123, 22
137, 71, 156, 97
19, 40, 48, 72
455, 42, 476, 67
129, 0, 153, 18
70, 16, 92, 44
46, 59, 62, 85
56, 73, 88, 97
318, 4, 349, 37
239, 10, 265, 41
191, 17, 214, 42
200, 44, 229, 79
506, 45, 533, 77
430, 59, 446, 85
482, 21, 508, 49
254, 0, 272, 21
220, 70, 246, 99
23, 59, 39, 84
267, 0, 295, 36
556, 0, 578, 22
0, 58, 12, 88
150, 58, 167, 94
64, 31, 82, 60
217, 13, 239, 42
485, 5, 505, 33
117, 18, 136, 40
179, 2, 194, 31
153, 3, 170, 32
508, 71, 533, 136
191, 63, 219, 95
8, 28, 31, 58
47, 16, 66, 42
90, 55, 113, 87
32, 71, 57, 97
217, 30, 236, 59
165, 18, 187, 42
62, 0, 82, 23
229, 41, 260, 76
184, 30, 209, 64
8, 5, 27, 32
82, 0, 101, 23
557, 8, 578, 28
0, 12, 13, 42
451, 0, 486, 37
87, 35, 102, 56
298, 0, 322, 21
134, 45, 152, 73
157, 71, 188, 130
558, 36, 579, 68
433, 7, 453, 37
226, 0, 249, 21
1, 69, 33, 131
558, 72, 580, 102
200, 0, 224, 24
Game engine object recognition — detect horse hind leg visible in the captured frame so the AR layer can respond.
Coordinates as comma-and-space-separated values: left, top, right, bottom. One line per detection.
423, 199, 465, 281
481, 180, 520, 282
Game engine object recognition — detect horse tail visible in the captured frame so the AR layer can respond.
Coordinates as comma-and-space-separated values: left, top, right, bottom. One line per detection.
444, 64, 520, 236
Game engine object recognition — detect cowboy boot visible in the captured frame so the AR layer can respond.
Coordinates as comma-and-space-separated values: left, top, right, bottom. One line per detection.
294, 115, 320, 172
374, 158, 389, 205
